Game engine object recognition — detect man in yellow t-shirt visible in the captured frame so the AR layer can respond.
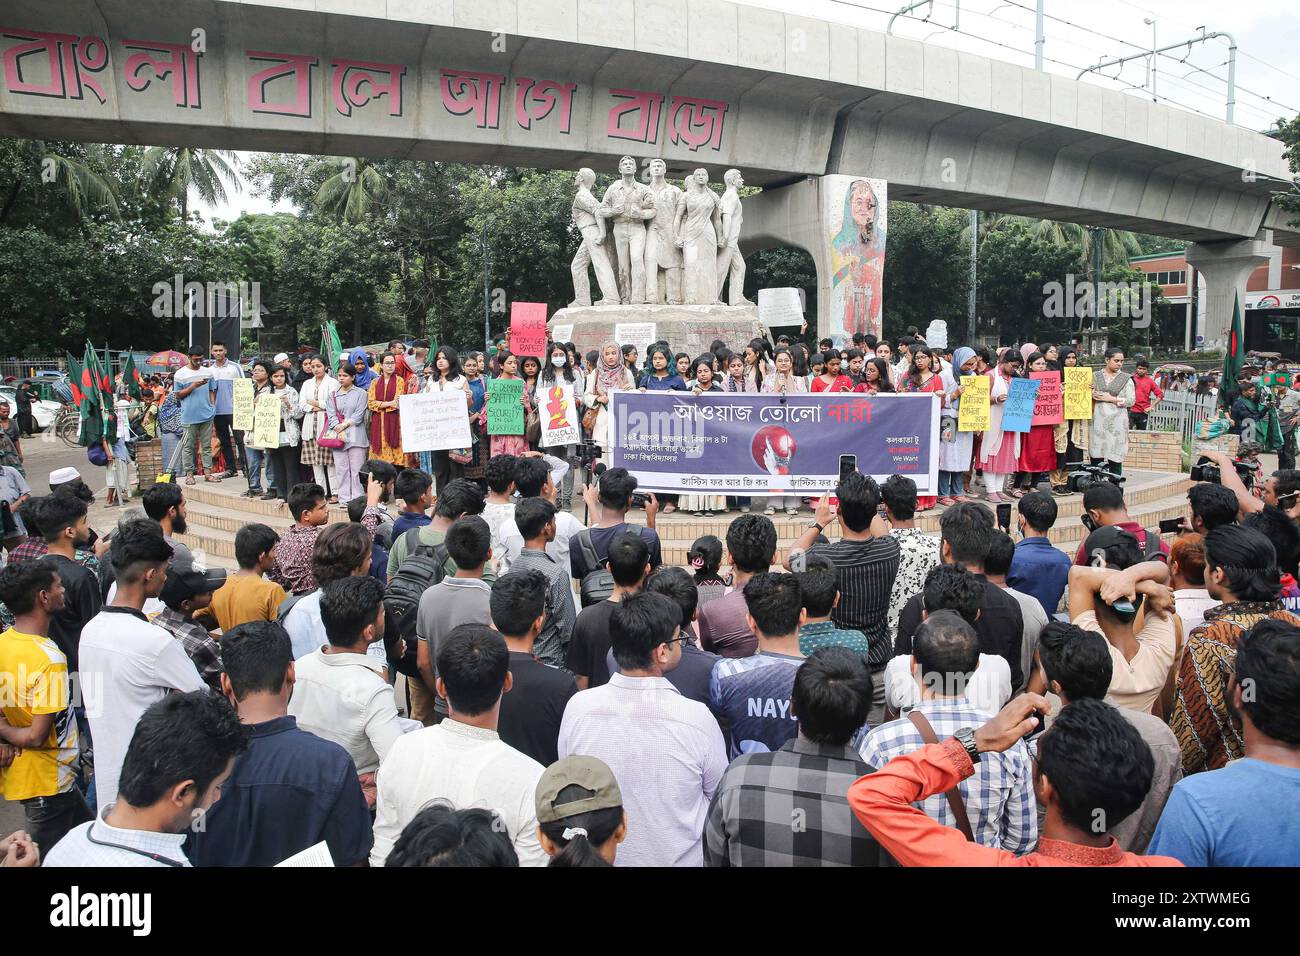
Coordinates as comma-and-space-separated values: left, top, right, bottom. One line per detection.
0, 560, 91, 854
200, 524, 288, 632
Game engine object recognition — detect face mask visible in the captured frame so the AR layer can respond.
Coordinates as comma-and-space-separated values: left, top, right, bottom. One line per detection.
552, 356, 567, 367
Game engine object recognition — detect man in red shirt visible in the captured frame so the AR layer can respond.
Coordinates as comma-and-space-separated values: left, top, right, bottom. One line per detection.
847, 694, 1184, 866
1129, 357, 1163, 430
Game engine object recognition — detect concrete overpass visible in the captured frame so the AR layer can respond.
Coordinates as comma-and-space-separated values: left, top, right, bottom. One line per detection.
1, 0, 1294, 343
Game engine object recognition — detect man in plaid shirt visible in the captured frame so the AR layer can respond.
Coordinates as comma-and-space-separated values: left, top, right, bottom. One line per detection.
155, 566, 228, 694
704, 647, 890, 866
860, 610, 1036, 854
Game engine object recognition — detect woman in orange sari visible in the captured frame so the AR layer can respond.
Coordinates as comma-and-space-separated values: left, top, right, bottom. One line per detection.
367, 352, 409, 467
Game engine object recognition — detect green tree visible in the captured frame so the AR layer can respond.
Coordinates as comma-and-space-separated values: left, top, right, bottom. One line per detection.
311, 156, 391, 223
883, 202, 971, 343
141, 146, 240, 222
0, 139, 119, 225
976, 221, 1082, 344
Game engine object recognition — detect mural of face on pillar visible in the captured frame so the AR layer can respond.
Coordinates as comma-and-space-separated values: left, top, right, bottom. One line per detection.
827, 176, 888, 345
752, 424, 796, 476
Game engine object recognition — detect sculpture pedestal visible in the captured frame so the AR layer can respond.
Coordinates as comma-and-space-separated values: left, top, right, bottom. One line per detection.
549, 304, 765, 359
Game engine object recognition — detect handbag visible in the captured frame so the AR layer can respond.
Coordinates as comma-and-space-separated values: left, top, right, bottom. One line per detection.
316, 393, 346, 450
581, 396, 600, 434
525, 407, 541, 445
87, 443, 109, 466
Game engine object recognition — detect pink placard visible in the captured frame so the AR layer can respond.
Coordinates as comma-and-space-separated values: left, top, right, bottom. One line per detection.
509, 302, 549, 358
1031, 371, 1063, 426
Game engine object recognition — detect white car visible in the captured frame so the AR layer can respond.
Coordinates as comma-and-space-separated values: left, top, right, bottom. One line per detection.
0, 386, 61, 431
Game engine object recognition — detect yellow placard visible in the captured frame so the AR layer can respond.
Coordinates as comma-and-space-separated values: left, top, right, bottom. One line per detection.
957, 374, 990, 432
252, 393, 281, 448
1064, 367, 1093, 420
232, 378, 255, 431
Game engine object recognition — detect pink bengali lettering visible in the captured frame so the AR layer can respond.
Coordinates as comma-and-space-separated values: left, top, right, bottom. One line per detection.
123, 39, 201, 108
330, 58, 404, 117
1, 28, 107, 104
606, 88, 664, 144
513, 77, 576, 133
439, 68, 505, 128
247, 51, 317, 117
667, 95, 728, 152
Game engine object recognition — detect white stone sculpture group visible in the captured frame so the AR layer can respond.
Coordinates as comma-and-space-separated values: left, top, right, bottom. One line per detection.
570, 156, 753, 308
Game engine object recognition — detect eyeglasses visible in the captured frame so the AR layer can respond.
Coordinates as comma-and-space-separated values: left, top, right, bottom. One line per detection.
664, 628, 687, 647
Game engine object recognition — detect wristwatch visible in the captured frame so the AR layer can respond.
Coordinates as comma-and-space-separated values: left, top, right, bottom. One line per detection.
953, 727, 980, 763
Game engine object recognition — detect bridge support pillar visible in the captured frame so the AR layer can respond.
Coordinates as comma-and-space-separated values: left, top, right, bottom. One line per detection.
1186, 236, 1271, 350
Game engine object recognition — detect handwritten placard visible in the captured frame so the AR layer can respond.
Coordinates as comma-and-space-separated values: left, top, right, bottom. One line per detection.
487, 378, 525, 435
1064, 367, 1093, 420
252, 393, 281, 448
614, 322, 657, 353
1002, 377, 1041, 433
399, 391, 472, 452
509, 302, 549, 358
1031, 371, 1063, 426
551, 323, 573, 344
539, 382, 580, 446
232, 378, 255, 431
757, 288, 804, 328
957, 374, 990, 432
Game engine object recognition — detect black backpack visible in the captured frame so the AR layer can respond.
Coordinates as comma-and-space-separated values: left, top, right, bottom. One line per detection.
383, 528, 450, 677
573, 529, 615, 608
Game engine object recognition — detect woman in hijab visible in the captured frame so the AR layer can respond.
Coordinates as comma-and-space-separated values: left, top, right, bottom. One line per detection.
367, 352, 411, 467
937, 346, 978, 504
349, 347, 377, 390
583, 341, 635, 467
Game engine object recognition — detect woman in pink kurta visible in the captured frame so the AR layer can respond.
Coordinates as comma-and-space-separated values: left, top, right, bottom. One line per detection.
978, 350, 1023, 503
1014, 350, 1058, 495
486, 351, 532, 458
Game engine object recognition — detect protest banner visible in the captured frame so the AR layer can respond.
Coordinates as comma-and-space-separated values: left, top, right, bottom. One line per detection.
1031, 371, 1064, 426
958, 375, 990, 432
398, 391, 473, 452
1064, 367, 1093, 419
539, 381, 580, 446
252, 393, 281, 448
610, 392, 939, 494
614, 322, 657, 353
509, 302, 548, 357
232, 378, 255, 431
1002, 377, 1041, 432
487, 377, 525, 435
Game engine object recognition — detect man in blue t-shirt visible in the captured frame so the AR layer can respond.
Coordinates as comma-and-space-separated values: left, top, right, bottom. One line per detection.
1149, 618, 1300, 866
208, 341, 245, 479
710, 572, 805, 758
171, 345, 219, 482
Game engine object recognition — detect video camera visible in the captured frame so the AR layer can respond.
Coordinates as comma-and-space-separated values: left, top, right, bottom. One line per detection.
573, 440, 602, 470
1065, 462, 1126, 494
1190, 454, 1261, 491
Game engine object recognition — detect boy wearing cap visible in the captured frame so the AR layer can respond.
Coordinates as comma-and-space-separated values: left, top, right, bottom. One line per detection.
535, 756, 627, 867
156, 565, 228, 694
172, 345, 220, 484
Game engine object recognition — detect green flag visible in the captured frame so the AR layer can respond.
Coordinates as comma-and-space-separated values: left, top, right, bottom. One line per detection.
1219, 291, 1244, 412
78, 342, 115, 447
321, 321, 343, 374
122, 353, 144, 401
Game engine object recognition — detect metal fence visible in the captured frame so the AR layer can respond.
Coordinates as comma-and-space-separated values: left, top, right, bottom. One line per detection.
0, 356, 65, 379
1146, 390, 1217, 442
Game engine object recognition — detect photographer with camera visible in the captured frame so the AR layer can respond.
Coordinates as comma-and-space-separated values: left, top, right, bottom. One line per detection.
1195, 448, 1300, 522
1072, 481, 1169, 566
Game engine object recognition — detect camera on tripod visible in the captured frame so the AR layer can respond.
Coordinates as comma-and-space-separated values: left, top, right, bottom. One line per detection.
1190, 454, 1261, 491
1065, 462, 1126, 494
573, 440, 602, 470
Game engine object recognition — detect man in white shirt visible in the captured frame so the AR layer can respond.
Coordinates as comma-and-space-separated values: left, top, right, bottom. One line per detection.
371, 624, 546, 866
290, 576, 409, 779
44, 691, 247, 868
79, 521, 207, 814
559, 591, 727, 867
480, 453, 518, 572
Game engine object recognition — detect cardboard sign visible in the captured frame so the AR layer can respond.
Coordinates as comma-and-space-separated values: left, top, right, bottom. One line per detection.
551, 323, 573, 344
252, 393, 282, 448
1002, 378, 1041, 433
232, 378, 255, 431
1064, 367, 1093, 419
399, 390, 472, 452
757, 288, 804, 328
509, 302, 548, 358
1031, 371, 1064, 426
614, 322, 657, 353
957, 374, 990, 432
538, 381, 580, 446
487, 377, 525, 435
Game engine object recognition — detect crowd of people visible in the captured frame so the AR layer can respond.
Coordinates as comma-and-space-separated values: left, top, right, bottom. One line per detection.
0, 324, 1297, 869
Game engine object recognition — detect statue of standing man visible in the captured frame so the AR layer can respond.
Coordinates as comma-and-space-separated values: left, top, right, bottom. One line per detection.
569, 167, 619, 308
601, 155, 656, 304
642, 158, 683, 305
716, 168, 753, 306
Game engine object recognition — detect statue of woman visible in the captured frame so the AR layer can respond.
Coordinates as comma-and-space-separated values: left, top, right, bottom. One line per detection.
674, 168, 723, 305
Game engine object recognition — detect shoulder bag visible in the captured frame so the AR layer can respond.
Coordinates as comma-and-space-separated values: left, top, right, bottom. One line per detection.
906, 709, 976, 842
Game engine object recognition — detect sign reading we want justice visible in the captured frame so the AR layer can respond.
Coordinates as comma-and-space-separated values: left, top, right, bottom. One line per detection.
0, 28, 733, 152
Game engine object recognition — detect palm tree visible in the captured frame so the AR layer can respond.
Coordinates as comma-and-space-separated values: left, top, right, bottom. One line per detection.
311, 156, 390, 222
140, 146, 240, 222
0, 140, 119, 223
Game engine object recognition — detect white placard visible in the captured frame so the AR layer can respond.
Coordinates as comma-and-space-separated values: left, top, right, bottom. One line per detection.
757, 287, 804, 328
551, 323, 573, 343
614, 322, 657, 353
925, 319, 948, 350
538, 381, 581, 446
398, 390, 472, 452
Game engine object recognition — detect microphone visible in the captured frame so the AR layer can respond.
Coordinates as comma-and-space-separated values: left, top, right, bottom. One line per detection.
593, 461, 607, 477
